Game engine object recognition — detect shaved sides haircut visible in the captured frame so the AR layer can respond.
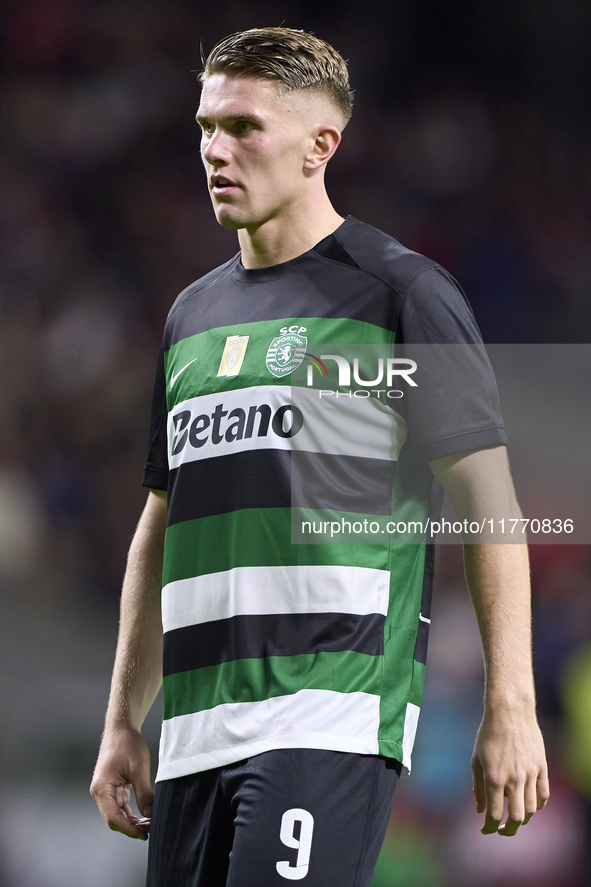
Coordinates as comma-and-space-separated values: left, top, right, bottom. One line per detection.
200, 27, 354, 128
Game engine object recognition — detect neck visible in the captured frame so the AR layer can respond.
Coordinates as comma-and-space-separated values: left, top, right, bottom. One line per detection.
237, 193, 345, 269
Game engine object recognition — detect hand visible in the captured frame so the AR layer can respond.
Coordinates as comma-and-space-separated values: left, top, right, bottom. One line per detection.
471, 706, 549, 836
90, 726, 154, 840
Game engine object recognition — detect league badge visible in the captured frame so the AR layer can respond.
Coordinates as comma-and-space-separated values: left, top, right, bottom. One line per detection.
266, 332, 308, 378
217, 335, 250, 377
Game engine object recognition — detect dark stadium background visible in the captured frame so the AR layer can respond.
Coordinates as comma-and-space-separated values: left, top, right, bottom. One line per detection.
1, 1, 590, 884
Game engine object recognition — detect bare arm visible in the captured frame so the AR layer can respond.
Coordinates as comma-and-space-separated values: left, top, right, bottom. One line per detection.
429, 446, 549, 836
90, 489, 167, 840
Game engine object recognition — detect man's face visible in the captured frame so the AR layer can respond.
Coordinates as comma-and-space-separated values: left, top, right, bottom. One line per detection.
196, 74, 318, 230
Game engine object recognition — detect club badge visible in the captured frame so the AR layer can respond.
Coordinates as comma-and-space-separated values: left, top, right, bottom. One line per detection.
218, 335, 250, 377
266, 332, 308, 378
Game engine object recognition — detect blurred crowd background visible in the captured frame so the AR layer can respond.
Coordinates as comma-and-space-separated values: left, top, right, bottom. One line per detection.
1, 0, 590, 884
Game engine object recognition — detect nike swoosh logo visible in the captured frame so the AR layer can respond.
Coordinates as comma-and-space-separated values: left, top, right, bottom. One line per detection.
169, 358, 198, 389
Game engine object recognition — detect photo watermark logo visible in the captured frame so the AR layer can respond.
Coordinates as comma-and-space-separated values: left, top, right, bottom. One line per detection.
304, 352, 417, 399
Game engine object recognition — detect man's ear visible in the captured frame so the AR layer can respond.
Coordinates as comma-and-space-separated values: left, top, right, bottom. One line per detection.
303, 125, 342, 171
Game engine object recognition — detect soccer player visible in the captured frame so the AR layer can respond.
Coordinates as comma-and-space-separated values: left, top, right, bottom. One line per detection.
90, 27, 549, 887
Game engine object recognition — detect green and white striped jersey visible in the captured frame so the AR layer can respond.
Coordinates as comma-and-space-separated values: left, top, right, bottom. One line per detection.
143, 217, 506, 782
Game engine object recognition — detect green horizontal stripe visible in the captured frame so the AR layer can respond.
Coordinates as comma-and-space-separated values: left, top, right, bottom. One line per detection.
165, 317, 395, 409
163, 508, 390, 585
162, 650, 382, 720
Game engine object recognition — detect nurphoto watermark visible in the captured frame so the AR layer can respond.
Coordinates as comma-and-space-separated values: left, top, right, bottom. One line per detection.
287, 344, 590, 545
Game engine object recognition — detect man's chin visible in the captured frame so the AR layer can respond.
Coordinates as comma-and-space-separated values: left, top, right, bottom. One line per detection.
212, 203, 249, 231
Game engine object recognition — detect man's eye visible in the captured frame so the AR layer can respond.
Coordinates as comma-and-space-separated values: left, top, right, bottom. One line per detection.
235, 121, 254, 133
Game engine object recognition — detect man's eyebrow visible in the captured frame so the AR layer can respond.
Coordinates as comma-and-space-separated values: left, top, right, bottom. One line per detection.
195, 113, 264, 126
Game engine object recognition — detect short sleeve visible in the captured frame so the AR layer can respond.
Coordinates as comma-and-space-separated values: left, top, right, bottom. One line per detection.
142, 344, 169, 490
396, 266, 508, 462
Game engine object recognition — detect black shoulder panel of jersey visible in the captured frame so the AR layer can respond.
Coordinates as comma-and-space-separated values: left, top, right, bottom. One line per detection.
327, 217, 439, 298
322, 219, 484, 346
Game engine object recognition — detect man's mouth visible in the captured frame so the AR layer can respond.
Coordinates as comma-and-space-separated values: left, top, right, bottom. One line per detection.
211, 176, 239, 196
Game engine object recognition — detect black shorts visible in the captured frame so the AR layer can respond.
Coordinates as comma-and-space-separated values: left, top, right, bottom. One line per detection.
146, 748, 401, 887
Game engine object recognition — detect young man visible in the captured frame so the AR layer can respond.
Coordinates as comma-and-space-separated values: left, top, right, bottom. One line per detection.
91, 27, 549, 887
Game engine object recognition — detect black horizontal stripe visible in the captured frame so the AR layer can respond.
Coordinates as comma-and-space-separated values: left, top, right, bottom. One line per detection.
168, 450, 396, 525
291, 452, 395, 514
163, 612, 385, 676
168, 450, 290, 524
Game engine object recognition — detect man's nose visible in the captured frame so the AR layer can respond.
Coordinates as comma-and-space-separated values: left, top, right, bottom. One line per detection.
202, 129, 231, 166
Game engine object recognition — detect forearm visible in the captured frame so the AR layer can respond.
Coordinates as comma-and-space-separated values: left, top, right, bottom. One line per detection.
104, 490, 166, 733
430, 446, 549, 834
464, 542, 537, 720
430, 447, 536, 704
91, 489, 167, 838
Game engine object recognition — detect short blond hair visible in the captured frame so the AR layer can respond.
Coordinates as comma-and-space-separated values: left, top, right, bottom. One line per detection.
200, 27, 354, 127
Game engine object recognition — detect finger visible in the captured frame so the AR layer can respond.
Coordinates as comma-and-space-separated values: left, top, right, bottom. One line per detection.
498, 779, 525, 837
522, 774, 538, 825
471, 757, 486, 814
128, 812, 151, 834
95, 790, 149, 840
481, 778, 505, 835
107, 808, 149, 840
537, 770, 550, 810
132, 773, 155, 819
116, 783, 132, 808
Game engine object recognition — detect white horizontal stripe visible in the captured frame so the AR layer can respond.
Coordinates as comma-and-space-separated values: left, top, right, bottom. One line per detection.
168, 384, 407, 469
401, 702, 421, 774
156, 689, 380, 781
419, 614, 431, 624
162, 564, 390, 632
